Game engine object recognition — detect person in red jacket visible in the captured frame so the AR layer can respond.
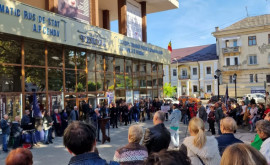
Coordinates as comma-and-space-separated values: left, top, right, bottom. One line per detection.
263, 104, 270, 119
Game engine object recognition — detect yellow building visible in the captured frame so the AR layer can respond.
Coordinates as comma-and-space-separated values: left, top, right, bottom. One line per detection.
213, 15, 270, 97
0, 0, 178, 118
171, 44, 218, 99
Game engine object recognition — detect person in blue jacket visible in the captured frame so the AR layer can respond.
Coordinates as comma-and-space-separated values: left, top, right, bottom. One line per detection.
215, 117, 243, 155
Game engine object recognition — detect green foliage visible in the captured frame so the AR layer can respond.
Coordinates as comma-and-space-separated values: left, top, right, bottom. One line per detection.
88, 81, 102, 91
76, 82, 84, 92
163, 83, 176, 98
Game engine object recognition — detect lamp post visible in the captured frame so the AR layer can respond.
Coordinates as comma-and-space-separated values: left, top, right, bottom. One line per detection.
214, 69, 221, 101
173, 58, 179, 99
233, 73, 237, 99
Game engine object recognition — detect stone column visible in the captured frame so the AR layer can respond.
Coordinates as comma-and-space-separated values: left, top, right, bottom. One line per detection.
103, 10, 110, 30
91, 0, 99, 26
141, 1, 147, 42
118, 0, 127, 35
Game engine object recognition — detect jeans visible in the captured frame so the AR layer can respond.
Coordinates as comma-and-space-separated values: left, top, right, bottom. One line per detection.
44, 129, 49, 143
31, 131, 37, 144
217, 121, 221, 135
134, 113, 139, 122
250, 117, 257, 131
2, 134, 9, 151
170, 128, 179, 147
183, 115, 189, 125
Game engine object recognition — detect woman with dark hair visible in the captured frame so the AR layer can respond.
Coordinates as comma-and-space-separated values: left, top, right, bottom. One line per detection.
144, 150, 191, 165
43, 110, 53, 144
257, 104, 265, 120
61, 109, 68, 132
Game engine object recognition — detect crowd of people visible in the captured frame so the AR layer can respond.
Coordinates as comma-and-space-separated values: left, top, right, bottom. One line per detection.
1, 93, 270, 165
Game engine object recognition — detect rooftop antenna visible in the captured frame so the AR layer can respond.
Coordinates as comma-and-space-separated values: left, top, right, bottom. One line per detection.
245, 6, 249, 17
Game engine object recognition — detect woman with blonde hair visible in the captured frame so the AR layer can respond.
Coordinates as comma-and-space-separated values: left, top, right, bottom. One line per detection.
221, 143, 267, 165
179, 117, 220, 165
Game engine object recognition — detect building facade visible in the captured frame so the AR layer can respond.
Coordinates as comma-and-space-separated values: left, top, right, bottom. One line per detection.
170, 44, 218, 98
0, 0, 178, 119
213, 15, 270, 98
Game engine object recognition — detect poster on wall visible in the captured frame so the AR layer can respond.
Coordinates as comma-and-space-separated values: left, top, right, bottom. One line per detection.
126, 90, 133, 104
127, 0, 142, 41
106, 92, 115, 104
58, 0, 90, 24
134, 91, 140, 101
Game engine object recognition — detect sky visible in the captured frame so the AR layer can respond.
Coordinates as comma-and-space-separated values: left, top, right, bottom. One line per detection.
111, 0, 270, 49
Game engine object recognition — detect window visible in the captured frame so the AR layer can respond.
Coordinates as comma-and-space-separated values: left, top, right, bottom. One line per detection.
229, 75, 233, 83
182, 69, 187, 76
250, 74, 254, 83
248, 36, 256, 46
234, 57, 238, 65
225, 40, 229, 48
233, 40, 237, 47
193, 68, 197, 76
268, 34, 270, 44
206, 67, 211, 75
226, 58, 230, 66
207, 85, 212, 93
268, 54, 270, 64
255, 74, 258, 83
173, 69, 177, 76
249, 56, 257, 65
193, 85, 198, 92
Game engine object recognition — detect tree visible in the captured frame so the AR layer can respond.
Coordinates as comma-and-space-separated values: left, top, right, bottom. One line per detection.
163, 83, 176, 98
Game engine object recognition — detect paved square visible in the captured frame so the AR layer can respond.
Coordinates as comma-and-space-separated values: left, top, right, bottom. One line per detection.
0, 120, 255, 165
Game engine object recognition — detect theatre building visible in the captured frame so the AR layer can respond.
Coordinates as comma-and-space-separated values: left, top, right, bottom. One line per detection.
0, 0, 178, 119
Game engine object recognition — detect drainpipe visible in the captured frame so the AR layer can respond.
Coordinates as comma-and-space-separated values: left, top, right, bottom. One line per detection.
197, 61, 200, 98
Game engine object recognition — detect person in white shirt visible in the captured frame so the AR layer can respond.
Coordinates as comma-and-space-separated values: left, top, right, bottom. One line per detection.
249, 103, 258, 132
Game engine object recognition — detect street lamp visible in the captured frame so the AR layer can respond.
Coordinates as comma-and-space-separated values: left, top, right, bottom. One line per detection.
214, 69, 221, 101
233, 73, 237, 99
173, 58, 179, 99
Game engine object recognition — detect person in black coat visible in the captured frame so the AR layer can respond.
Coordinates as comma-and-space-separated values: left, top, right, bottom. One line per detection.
216, 117, 243, 156
110, 103, 118, 128
122, 103, 129, 125
61, 109, 68, 132
142, 111, 171, 154
11, 116, 23, 149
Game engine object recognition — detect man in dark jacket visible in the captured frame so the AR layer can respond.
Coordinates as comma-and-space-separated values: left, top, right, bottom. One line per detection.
110, 103, 118, 128
216, 117, 243, 155
142, 111, 171, 154
198, 101, 207, 122
21, 110, 32, 130
1, 114, 10, 152
63, 121, 118, 165
215, 102, 224, 135
11, 116, 23, 149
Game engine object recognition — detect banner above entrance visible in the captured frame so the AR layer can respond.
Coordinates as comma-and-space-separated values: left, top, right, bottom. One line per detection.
0, 0, 170, 64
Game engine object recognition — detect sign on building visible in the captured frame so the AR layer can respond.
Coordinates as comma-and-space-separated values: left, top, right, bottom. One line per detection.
127, 0, 142, 41
58, 0, 90, 24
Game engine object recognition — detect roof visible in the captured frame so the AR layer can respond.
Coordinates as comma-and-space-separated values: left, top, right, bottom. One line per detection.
171, 44, 218, 63
222, 14, 270, 31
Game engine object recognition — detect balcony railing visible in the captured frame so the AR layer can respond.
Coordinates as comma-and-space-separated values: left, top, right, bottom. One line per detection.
222, 46, 241, 54
222, 64, 241, 71
178, 75, 190, 79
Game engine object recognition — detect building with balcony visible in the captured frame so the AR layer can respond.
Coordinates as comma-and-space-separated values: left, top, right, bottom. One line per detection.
213, 15, 270, 97
171, 44, 218, 98
0, 0, 178, 119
